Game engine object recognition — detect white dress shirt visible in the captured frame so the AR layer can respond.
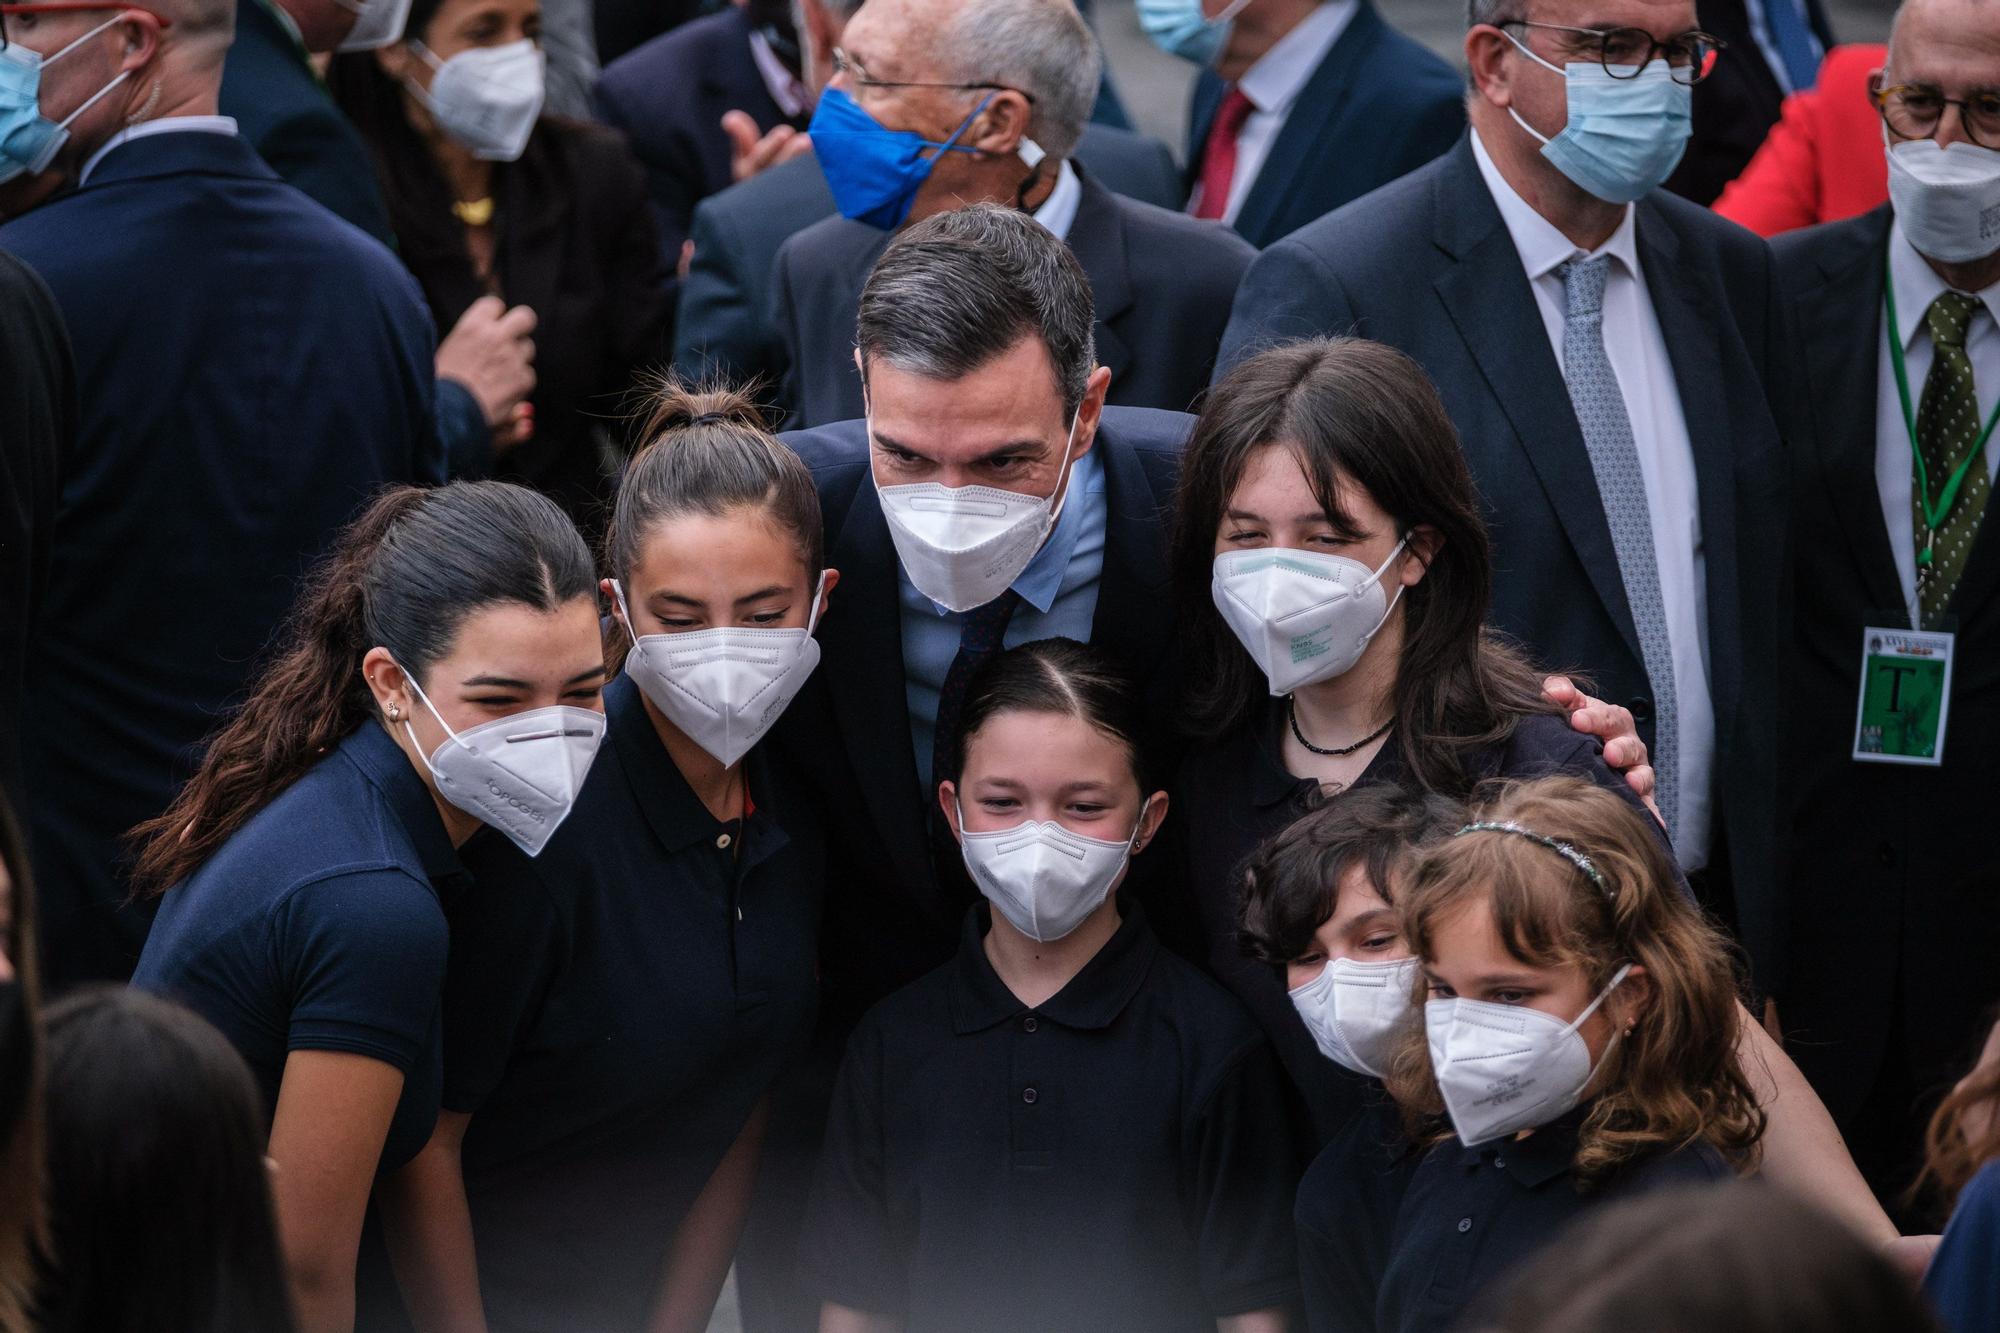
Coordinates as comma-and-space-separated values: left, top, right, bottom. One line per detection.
1197, 0, 1356, 225
748, 27, 809, 119
1029, 157, 1082, 243
1471, 129, 1716, 869
80, 115, 240, 185
1875, 220, 2000, 622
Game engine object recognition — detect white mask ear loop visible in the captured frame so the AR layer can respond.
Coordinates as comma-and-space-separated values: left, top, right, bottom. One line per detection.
1500, 29, 1562, 146
392, 665, 467, 776
1355, 533, 1413, 641
44, 16, 136, 133
1561, 962, 1635, 1040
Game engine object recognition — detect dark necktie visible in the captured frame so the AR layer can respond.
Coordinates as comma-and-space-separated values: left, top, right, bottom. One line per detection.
1914, 290, 1990, 629
1192, 87, 1254, 222
931, 590, 1021, 791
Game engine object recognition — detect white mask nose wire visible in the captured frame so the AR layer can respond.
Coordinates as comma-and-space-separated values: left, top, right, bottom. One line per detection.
613, 573, 829, 640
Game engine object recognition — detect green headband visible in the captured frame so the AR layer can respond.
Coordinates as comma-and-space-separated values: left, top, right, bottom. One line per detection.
1455, 820, 1612, 897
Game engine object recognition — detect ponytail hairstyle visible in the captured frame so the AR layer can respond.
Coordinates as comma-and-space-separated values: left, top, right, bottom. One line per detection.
955, 638, 1159, 794
130, 482, 597, 893
604, 377, 825, 673
1385, 777, 1765, 1185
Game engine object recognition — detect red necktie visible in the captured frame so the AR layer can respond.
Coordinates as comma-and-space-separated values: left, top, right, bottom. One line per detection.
1193, 87, 1255, 221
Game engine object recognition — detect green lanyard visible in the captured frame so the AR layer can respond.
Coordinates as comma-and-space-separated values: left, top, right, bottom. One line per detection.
1885, 252, 2000, 567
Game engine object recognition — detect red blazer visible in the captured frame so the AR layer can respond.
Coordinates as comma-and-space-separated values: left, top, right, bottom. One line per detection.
1714, 44, 1890, 237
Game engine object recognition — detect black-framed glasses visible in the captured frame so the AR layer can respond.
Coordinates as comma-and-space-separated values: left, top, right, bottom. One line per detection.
1876, 85, 2000, 151
829, 47, 1035, 104
1501, 20, 1724, 85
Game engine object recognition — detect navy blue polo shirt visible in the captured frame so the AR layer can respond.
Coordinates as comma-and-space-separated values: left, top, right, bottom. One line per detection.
447, 672, 825, 1333
799, 901, 1302, 1333
1297, 1092, 1420, 1333
132, 722, 459, 1171
1369, 1109, 1730, 1333
1927, 1159, 2000, 1333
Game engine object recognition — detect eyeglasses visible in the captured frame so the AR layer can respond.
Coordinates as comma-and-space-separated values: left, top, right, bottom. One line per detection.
829, 47, 1035, 104
1499, 20, 1724, 85
0, 2, 170, 51
1875, 84, 2000, 151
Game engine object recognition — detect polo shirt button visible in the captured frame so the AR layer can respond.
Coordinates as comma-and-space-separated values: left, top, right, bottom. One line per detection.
715, 832, 732, 849
1022, 1087, 1038, 1104
1022, 1016, 1039, 1033
1457, 1217, 1473, 1233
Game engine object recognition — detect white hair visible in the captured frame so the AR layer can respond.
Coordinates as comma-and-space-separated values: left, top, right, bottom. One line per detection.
941, 0, 1100, 160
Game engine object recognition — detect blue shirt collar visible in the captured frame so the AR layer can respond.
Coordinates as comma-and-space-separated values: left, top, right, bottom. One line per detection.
919, 446, 1104, 617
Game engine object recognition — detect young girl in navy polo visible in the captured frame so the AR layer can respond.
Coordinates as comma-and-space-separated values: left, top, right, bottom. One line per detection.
1360, 776, 1765, 1333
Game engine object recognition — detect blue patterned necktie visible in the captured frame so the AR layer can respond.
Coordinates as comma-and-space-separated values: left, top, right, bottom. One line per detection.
1760, 0, 1823, 94
1559, 255, 1680, 839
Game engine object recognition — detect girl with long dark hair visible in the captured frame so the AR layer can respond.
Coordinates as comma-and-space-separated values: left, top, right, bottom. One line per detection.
131, 480, 607, 1333
394, 385, 835, 1332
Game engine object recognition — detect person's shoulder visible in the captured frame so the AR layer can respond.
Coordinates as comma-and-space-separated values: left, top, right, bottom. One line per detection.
1359, 14, 1463, 95
779, 210, 883, 270
598, 5, 739, 91
1496, 710, 1605, 774
1261, 147, 1451, 267
702, 151, 830, 226
1769, 204, 1890, 280
1098, 405, 1197, 458
1615, 1138, 1733, 1192
1107, 190, 1257, 266
781, 417, 870, 476
1644, 186, 1771, 269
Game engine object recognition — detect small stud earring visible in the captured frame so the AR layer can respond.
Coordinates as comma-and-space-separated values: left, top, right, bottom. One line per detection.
387, 705, 401, 721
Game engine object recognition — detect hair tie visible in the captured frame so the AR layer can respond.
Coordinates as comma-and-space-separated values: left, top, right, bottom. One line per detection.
687, 411, 730, 428
1454, 820, 1611, 896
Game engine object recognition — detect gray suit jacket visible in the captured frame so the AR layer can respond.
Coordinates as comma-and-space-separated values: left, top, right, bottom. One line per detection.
671, 123, 1183, 403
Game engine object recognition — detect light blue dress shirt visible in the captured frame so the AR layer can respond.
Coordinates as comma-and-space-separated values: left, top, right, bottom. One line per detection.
901, 447, 1107, 792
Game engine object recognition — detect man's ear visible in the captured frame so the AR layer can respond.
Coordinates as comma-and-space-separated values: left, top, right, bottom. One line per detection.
966, 89, 1033, 157
1465, 25, 1514, 108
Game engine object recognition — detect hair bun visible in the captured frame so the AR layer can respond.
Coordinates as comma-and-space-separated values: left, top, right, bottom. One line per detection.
636, 377, 771, 443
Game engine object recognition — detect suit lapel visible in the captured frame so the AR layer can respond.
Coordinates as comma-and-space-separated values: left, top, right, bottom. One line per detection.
1229, 2, 1382, 247
1089, 424, 1175, 672
1798, 207, 1905, 611
1427, 144, 1643, 661
1062, 171, 1134, 388
822, 477, 936, 902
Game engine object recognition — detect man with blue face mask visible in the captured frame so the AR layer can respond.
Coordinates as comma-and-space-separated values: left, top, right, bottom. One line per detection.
1215, 0, 1793, 1014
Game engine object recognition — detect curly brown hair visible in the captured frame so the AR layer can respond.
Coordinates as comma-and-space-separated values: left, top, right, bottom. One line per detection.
1384, 777, 1764, 1186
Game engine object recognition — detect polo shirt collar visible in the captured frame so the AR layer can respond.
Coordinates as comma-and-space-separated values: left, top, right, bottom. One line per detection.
339, 720, 464, 883
1888, 218, 2000, 351
604, 673, 793, 867
1236, 0, 1359, 118
1453, 1104, 1587, 1188
949, 899, 1158, 1034
1470, 126, 1640, 285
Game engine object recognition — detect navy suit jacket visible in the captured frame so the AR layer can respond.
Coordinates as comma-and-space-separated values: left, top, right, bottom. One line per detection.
220, 0, 396, 246
593, 6, 805, 265
1186, 1, 1464, 250
671, 123, 1184, 395
771, 409, 1190, 1023
0, 132, 445, 987
1772, 207, 2000, 1121
771, 169, 1255, 427
1215, 136, 1790, 986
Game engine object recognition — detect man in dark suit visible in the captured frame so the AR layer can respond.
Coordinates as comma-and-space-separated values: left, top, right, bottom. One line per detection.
1216, 0, 1790, 995
1771, 0, 2000, 1209
769, 0, 1253, 426
1668, 0, 1837, 204
217, 0, 535, 472
593, 0, 811, 264
670, 0, 1183, 396
1154, 0, 1464, 249
0, 0, 446, 987
0, 252, 72, 813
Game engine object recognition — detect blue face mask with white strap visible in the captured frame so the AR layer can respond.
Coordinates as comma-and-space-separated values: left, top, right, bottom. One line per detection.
807, 85, 993, 230
1504, 31, 1692, 205
0, 16, 133, 185
1136, 0, 1256, 67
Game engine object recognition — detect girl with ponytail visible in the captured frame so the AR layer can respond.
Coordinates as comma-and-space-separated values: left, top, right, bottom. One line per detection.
131, 480, 606, 1333
398, 382, 838, 1332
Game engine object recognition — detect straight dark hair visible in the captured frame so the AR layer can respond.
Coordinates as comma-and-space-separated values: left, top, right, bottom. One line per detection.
956, 638, 1159, 794
131, 481, 597, 892
1237, 784, 1465, 966
604, 379, 824, 673
34, 989, 296, 1333
1170, 337, 1558, 793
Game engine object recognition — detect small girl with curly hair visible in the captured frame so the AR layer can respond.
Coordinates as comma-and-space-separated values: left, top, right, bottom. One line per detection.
1359, 776, 1766, 1333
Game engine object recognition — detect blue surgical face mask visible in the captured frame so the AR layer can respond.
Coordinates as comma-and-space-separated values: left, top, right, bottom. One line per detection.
808, 84, 993, 230
0, 16, 133, 186
1504, 33, 1691, 205
1137, 0, 1255, 67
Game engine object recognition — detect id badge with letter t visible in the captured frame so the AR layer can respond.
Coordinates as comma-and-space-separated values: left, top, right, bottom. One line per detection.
1852, 625, 1955, 766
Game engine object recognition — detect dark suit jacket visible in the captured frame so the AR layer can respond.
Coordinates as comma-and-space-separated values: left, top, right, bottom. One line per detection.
594, 6, 807, 265
0, 250, 72, 811
363, 116, 672, 525
593, 0, 714, 68
1772, 206, 2000, 1121
771, 169, 1254, 427
671, 124, 1185, 395
772, 409, 1190, 1023
1667, 0, 1838, 206
219, 0, 397, 246
0, 132, 444, 987
1215, 136, 1790, 986
1186, 0, 1464, 250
